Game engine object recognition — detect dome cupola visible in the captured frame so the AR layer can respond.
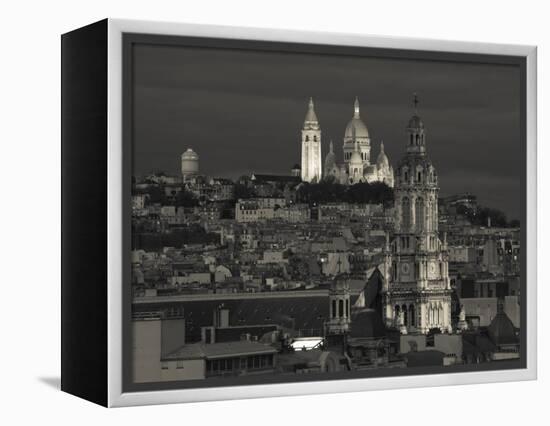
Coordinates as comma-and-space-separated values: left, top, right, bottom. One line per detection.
344, 97, 369, 139
376, 141, 390, 168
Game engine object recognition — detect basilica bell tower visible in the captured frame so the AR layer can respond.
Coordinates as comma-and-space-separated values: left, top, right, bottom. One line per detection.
301, 97, 322, 183
382, 94, 452, 334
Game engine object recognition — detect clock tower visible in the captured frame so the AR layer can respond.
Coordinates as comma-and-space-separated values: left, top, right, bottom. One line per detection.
382, 95, 452, 334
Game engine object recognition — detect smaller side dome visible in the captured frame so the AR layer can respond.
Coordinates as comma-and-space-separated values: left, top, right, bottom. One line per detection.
324, 140, 336, 170
376, 141, 389, 168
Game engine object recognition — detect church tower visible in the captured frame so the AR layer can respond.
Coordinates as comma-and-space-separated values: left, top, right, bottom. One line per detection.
326, 274, 351, 335
382, 94, 452, 334
301, 97, 322, 183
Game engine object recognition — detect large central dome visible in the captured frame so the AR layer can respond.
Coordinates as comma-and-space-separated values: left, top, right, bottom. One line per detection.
344, 97, 369, 139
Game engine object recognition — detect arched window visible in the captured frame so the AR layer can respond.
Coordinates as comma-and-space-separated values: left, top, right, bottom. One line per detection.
305, 135, 309, 142
432, 200, 438, 230
409, 305, 415, 327
410, 134, 414, 145
402, 304, 408, 326
415, 197, 424, 232
402, 197, 411, 230
346, 299, 349, 317
313, 135, 317, 142
338, 299, 344, 318
417, 170, 422, 183
416, 134, 420, 145
332, 300, 336, 318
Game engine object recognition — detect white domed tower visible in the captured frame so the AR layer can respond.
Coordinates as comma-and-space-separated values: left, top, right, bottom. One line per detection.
343, 97, 370, 167
301, 97, 322, 183
382, 94, 452, 334
181, 148, 199, 181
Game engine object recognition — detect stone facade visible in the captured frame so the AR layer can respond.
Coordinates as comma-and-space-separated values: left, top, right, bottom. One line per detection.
382, 100, 452, 334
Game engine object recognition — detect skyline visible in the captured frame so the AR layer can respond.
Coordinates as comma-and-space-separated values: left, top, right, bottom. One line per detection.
132, 43, 522, 220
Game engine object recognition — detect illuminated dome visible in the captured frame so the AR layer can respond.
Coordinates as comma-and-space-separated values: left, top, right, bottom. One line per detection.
181, 148, 199, 177
344, 97, 369, 139
324, 140, 336, 170
376, 141, 389, 168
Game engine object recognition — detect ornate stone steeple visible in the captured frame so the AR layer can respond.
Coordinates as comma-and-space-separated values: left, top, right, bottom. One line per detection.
382, 95, 452, 334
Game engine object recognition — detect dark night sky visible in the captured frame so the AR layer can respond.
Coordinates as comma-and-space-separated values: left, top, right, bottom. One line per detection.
132, 43, 522, 220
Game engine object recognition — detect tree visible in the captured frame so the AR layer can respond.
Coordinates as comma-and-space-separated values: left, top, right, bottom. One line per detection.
296, 180, 393, 206
509, 219, 520, 228
174, 189, 199, 207
234, 183, 256, 200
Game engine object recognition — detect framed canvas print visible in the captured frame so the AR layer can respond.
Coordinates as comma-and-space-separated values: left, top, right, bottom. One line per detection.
61, 19, 537, 407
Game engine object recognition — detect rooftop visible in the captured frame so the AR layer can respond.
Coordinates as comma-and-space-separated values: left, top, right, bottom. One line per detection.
163, 341, 277, 361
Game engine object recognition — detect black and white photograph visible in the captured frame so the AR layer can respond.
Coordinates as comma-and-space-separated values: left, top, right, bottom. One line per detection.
4, 0, 547, 421
127, 36, 526, 388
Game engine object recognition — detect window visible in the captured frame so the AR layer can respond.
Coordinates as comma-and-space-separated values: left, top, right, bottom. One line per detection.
161, 361, 169, 370
305, 135, 309, 141
402, 197, 411, 229
339, 299, 344, 318
415, 197, 424, 232
332, 299, 337, 318
176, 360, 184, 369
